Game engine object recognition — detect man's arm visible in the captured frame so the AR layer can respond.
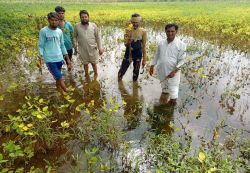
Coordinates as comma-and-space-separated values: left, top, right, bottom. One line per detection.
60, 32, 72, 70
73, 25, 78, 54
69, 22, 74, 46
124, 27, 132, 46
60, 32, 67, 56
142, 29, 147, 66
38, 29, 45, 58
94, 24, 103, 55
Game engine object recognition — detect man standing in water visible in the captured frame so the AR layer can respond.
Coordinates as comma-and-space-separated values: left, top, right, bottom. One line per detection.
55, 6, 74, 71
74, 10, 103, 77
38, 12, 72, 92
118, 13, 147, 82
149, 24, 186, 104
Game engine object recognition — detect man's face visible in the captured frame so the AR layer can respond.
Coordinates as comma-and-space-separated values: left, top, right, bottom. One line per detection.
80, 14, 89, 25
48, 17, 59, 28
166, 26, 177, 40
132, 21, 139, 29
57, 11, 65, 20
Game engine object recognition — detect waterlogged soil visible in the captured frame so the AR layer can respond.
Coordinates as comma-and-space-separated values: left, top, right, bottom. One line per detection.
0, 27, 249, 172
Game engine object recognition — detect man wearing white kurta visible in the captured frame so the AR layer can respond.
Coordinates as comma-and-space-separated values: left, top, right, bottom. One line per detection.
150, 24, 186, 104
74, 10, 103, 77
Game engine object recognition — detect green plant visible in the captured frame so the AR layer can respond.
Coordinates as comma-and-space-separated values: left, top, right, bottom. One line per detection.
2, 141, 24, 163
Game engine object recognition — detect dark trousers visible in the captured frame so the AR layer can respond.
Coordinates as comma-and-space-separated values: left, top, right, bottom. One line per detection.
118, 57, 142, 81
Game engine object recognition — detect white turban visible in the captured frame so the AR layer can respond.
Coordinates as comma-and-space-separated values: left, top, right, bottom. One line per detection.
131, 16, 142, 23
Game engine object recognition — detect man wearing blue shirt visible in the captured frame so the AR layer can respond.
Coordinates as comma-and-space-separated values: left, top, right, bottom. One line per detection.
55, 6, 74, 71
38, 12, 72, 92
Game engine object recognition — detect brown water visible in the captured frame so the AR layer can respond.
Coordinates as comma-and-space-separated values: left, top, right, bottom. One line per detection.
0, 27, 249, 172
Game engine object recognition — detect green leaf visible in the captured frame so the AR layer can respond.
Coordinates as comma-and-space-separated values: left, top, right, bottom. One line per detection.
1, 168, 9, 173
9, 153, 15, 157
68, 99, 75, 103
89, 156, 97, 164
0, 159, 8, 163
5, 125, 10, 132
24, 147, 34, 158
42, 106, 48, 111
64, 95, 71, 100
16, 109, 22, 113
39, 98, 44, 103
7, 82, 18, 92
25, 96, 29, 100
75, 106, 81, 112
15, 168, 24, 173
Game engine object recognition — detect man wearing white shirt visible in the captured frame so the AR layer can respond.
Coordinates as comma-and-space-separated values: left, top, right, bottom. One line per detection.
150, 24, 186, 104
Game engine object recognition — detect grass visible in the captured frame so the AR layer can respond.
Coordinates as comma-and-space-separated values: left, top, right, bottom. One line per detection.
0, 1, 249, 59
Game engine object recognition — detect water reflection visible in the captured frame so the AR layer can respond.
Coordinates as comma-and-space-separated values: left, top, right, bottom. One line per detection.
66, 71, 77, 88
148, 93, 175, 135
83, 75, 104, 106
118, 81, 143, 130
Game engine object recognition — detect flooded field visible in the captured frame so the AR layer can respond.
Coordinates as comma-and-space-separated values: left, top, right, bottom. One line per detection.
0, 27, 249, 172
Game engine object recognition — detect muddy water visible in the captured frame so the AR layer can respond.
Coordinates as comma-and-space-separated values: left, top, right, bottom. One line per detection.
60, 27, 249, 171
0, 27, 249, 171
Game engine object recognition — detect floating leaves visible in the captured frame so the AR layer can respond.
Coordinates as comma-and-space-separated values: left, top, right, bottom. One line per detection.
208, 167, 217, 173
38, 98, 44, 103
61, 121, 70, 128
42, 106, 48, 111
7, 82, 18, 93
75, 103, 85, 112
198, 151, 206, 163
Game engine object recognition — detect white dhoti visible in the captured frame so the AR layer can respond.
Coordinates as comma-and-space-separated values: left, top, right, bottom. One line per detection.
160, 71, 181, 99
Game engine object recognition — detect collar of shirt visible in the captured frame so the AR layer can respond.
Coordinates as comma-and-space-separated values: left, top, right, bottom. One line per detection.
166, 37, 178, 45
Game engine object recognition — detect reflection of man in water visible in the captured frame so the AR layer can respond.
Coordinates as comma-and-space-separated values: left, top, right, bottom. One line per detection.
83, 75, 103, 106
148, 93, 175, 134
118, 81, 143, 130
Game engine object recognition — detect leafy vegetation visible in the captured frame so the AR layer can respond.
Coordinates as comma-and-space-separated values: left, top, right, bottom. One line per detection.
0, 2, 249, 69
0, 1, 249, 172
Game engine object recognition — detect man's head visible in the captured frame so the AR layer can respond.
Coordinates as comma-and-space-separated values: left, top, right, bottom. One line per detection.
48, 12, 60, 29
131, 13, 141, 29
79, 10, 89, 25
165, 24, 178, 41
55, 6, 65, 20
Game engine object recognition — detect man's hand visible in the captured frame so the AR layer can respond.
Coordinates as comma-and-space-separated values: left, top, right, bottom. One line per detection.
149, 65, 154, 76
67, 61, 72, 71
59, 20, 64, 30
167, 71, 176, 78
64, 54, 72, 71
125, 38, 132, 47
37, 58, 43, 74
36, 58, 43, 69
142, 59, 147, 67
99, 48, 104, 56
